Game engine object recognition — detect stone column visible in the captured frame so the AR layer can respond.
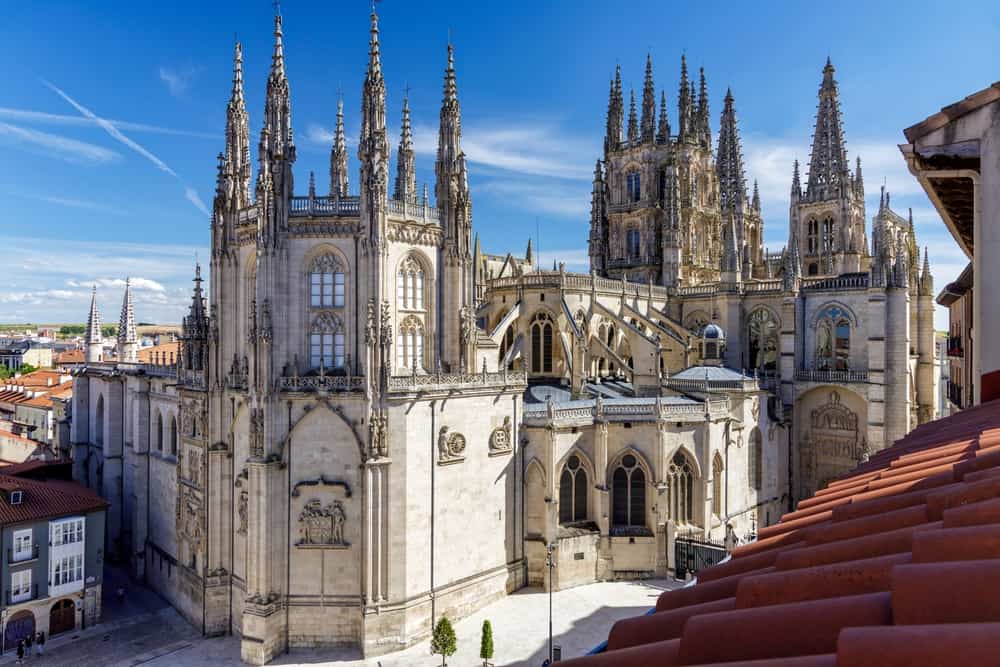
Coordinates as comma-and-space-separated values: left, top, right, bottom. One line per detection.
594, 421, 609, 535
977, 131, 998, 401
240, 458, 284, 665
885, 287, 911, 445
130, 380, 150, 579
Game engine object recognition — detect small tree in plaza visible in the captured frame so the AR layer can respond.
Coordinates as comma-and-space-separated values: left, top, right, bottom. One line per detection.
480, 619, 494, 666
431, 616, 457, 666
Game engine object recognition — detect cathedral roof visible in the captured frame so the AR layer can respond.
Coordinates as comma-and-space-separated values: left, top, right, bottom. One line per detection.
559, 398, 1000, 667
671, 365, 749, 382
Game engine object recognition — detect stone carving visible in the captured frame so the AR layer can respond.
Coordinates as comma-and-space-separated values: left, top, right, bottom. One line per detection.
489, 416, 512, 455
237, 491, 248, 535
379, 300, 393, 349
249, 407, 265, 458
259, 299, 273, 343
800, 390, 861, 497
387, 220, 443, 247
176, 486, 204, 568
368, 409, 388, 459
310, 253, 343, 275
437, 426, 466, 464
311, 311, 343, 334
297, 499, 348, 548
246, 299, 257, 344
365, 298, 376, 345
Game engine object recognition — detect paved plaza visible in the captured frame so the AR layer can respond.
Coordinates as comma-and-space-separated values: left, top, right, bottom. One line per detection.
0, 574, 678, 667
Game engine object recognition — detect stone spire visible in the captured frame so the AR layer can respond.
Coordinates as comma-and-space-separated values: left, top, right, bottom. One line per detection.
640, 54, 656, 143
589, 159, 606, 272
435, 41, 471, 253
678, 55, 692, 140
626, 89, 638, 144
919, 247, 933, 296
225, 41, 251, 207
791, 159, 802, 201
526, 237, 533, 264
805, 58, 850, 201
117, 279, 138, 363
85, 286, 102, 363
752, 179, 761, 211
181, 264, 210, 373
394, 95, 417, 202
360, 10, 387, 147
330, 96, 349, 197
723, 217, 741, 277
604, 65, 623, 155
716, 88, 747, 213
360, 9, 389, 243
256, 11, 295, 228
697, 66, 710, 147
657, 91, 670, 143
854, 155, 864, 199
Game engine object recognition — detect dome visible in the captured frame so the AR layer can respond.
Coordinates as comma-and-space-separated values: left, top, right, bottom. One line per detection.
703, 323, 725, 340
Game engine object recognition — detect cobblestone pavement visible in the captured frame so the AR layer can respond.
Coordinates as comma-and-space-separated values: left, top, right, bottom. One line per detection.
0, 577, 678, 666
143, 578, 680, 667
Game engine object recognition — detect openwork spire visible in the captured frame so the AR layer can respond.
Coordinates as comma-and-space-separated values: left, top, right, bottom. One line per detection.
117, 279, 137, 362
626, 88, 638, 144
226, 42, 251, 206
791, 159, 802, 199
678, 55, 691, 140
640, 54, 656, 143
258, 13, 294, 195
86, 286, 102, 345
697, 66, 710, 146
437, 42, 463, 167
920, 246, 933, 295
805, 58, 850, 201
657, 90, 670, 143
330, 97, 348, 197
604, 65, 623, 154
716, 88, 747, 213
752, 179, 761, 211
360, 10, 387, 149
394, 95, 417, 202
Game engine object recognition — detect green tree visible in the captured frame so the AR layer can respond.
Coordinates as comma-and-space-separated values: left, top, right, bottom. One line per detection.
58, 325, 85, 336
101, 324, 118, 338
16, 364, 37, 375
431, 616, 457, 666
480, 619, 494, 666
0, 366, 11, 380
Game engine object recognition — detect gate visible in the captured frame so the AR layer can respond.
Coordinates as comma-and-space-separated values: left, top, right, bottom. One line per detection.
4, 610, 35, 651
673, 533, 727, 580
49, 599, 75, 636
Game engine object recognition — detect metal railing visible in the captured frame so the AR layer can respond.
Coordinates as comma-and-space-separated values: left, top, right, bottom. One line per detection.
794, 369, 869, 383
947, 335, 964, 358
279, 374, 364, 392
522, 395, 730, 427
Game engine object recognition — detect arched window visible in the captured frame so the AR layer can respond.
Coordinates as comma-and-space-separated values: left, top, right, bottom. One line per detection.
747, 308, 779, 372
397, 315, 425, 370
310, 254, 345, 308
626, 171, 641, 202
310, 312, 346, 370
95, 395, 104, 446
749, 427, 763, 491
816, 305, 851, 371
669, 451, 694, 525
396, 256, 425, 311
626, 229, 641, 258
169, 416, 177, 456
822, 216, 835, 254
711, 454, 724, 517
807, 218, 819, 255
530, 313, 553, 374
559, 454, 588, 524
611, 453, 646, 528
156, 412, 163, 452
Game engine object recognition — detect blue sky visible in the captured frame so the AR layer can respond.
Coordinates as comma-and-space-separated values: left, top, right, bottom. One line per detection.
1, 0, 996, 328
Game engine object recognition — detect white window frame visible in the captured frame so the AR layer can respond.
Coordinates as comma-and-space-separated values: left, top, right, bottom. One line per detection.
12, 528, 32, 562
10, 569, 31, 603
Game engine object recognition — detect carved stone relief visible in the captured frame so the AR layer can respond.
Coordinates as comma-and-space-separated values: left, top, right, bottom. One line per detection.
297, 499, 348, 548
437, 426, 466, 465
237, 491, 248, 535
488, 416, 512, 456
800, 390, 861, 496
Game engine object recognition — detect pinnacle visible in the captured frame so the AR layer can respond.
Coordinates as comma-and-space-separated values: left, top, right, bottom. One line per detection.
231, 42, 245, 104
271, 14, 285, 79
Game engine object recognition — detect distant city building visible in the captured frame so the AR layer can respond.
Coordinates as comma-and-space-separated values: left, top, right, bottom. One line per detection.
0, 341, 52, 372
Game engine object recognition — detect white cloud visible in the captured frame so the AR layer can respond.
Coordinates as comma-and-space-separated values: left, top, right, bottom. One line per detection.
184, 187, 210, 216
476, 178, 589, 219
158, 66, 199, 97
307, 124, 334, 145
7, 192, 128, 216
0, 107, 214, 139
0, 121, 119, 164
67, 277, 167, 293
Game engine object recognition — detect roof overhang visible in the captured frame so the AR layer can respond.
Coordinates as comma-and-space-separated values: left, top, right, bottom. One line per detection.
900, 143, 978, 258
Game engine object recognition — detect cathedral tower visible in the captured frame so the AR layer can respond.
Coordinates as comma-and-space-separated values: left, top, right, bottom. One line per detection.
117, 279, 138, 363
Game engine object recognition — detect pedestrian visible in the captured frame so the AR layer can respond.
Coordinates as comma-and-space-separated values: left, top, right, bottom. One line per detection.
15, 639, 24, 665
25, 631, 33, 657
36, 631, 44, 656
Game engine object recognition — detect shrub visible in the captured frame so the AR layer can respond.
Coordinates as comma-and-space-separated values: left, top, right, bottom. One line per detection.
431, 616, 457, 666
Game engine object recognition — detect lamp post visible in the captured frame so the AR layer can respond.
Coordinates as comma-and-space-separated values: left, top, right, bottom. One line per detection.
546, 542, 555, 664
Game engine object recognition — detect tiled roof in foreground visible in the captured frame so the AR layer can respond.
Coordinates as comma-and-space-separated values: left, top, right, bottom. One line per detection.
562, 400, 1000, 667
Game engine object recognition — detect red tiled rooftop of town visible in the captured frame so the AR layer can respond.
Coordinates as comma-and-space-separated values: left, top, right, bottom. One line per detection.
0, 472, 108, 525
562, 400, 1000, 667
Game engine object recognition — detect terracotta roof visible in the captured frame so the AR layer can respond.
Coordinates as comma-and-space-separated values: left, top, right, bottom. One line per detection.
54, 349, 84, 364
0, 460, 66, 476
562, 400, 1000, 667
0, 473, 107, 525
904, 81, 1000, 143
0, 429, 37, 447
137, 341, 179, 364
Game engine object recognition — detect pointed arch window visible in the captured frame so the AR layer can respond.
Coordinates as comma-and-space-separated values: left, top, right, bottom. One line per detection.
169, 416, 177, 456
816, 305, 851, 371
626, 228, 641, 259
397, 315, 425, 370
559, 455, 589, 524
310, 312, 346, 370
397, 256, 425, 311
747, 308, 779, 372
530, 312, 554, 374
711, 454, 724, 517
626, 171, 641, 202
669, 451, 694, 525
156, 412, 164, 452
807, 218, 819, 255
612, 453, 646, 528
310, 254, 345, 308
749, 427, 763, 491
95, 395, 104, 446
822, 216, 835, 254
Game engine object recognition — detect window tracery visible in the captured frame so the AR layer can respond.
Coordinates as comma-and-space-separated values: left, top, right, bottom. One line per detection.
559, 454, 588, 524
310, 312, 345, 369
612, 453, 646, 528
396, 314, 425, 370
310, 253, 345, 308
816, 305, 851, 371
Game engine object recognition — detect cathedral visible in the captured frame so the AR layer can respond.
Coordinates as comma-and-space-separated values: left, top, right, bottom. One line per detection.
67, 9, 936, 665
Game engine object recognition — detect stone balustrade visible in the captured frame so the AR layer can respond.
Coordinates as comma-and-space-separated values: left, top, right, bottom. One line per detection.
794, 368, 869, 384
387, 369, 527, 393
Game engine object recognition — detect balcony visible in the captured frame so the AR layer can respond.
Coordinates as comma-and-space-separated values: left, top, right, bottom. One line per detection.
947, 335, 964, 358
279, 374, 364, 393
794, 369, 869, 384
7, 583, 38, 605
947, 380, 964, 408
8, 544, 39, 564
607, 256, 659, 269
607, 198, 655, 214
